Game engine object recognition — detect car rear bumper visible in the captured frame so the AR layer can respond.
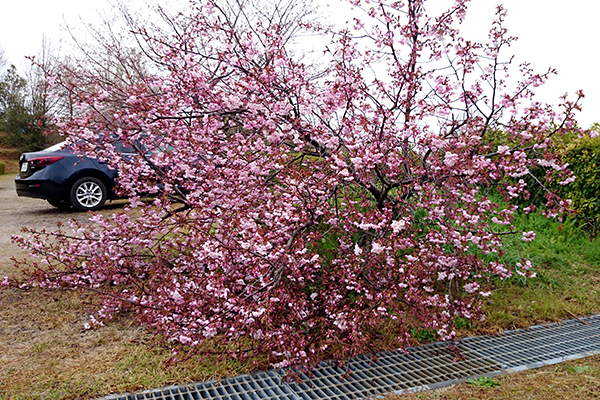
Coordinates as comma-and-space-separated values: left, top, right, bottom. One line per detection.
15, 177, 70, 200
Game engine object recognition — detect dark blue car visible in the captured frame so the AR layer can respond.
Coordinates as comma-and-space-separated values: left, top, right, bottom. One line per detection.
15, 141, 133, 211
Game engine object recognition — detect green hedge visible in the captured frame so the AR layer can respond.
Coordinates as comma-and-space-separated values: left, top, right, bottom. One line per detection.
497, 125, 600, 234
561, 134, 600, 232
0, 161, 5, 175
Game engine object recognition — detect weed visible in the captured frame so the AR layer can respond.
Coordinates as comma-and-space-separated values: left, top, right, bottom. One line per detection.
561, 364, 596, 374
31, 341, 52, 355
453, 317, 472, 330
410, 328, 437, 342
465, 376, 500, 388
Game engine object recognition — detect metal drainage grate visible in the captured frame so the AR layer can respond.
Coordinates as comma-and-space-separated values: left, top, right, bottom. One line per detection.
100, 371, 298, 400
461, 314, 600, 371
281, 343, 500, 399
98, 315, 600, 400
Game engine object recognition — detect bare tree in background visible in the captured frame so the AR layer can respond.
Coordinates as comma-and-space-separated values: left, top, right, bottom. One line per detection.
0, 38, 67, 149
25, 36, 71, 144
0, 45, 7, 71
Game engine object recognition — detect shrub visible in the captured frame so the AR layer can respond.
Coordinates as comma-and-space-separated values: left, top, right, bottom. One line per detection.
6, 0, 589, 368
561, 132, 600, 232
493, 124, 600, 234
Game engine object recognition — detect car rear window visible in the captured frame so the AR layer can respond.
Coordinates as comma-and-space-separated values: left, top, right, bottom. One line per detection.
114, 141, 135, 154
43, 141, 69, 152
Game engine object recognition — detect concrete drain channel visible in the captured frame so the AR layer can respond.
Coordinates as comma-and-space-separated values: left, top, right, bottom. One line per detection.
99, 314, 600, 400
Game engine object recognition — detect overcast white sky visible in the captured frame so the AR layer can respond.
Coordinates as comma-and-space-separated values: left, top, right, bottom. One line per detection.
1, 0, 598, 128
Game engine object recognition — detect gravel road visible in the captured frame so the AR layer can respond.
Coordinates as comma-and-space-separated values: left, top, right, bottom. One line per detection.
0, 174, 146, 399
0, 173, 126, 275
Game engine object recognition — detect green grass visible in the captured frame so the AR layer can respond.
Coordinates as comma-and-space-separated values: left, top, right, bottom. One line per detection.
481, 211, 600, 331
465, 376, 501, 388
410, 327, 438, 342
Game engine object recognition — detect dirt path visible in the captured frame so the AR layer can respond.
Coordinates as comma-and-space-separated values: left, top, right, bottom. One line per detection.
0, 173, 127, 276
0, 173, 70, 273
0, 173, 151, 399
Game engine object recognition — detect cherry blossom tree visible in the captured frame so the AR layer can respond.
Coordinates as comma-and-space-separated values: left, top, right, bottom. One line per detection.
8, 0, 586, 367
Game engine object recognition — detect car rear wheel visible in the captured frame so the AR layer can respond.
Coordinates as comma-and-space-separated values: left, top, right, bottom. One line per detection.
47, 199, 72, 210
70, 177, 107, 211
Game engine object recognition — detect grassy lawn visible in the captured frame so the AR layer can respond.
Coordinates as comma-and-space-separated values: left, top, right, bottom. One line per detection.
0, 288, 251, 400
1, 152, 600, 399
479, 213, 600, 334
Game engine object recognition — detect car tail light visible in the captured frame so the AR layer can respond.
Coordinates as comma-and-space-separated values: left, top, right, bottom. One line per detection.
28, 156, 64, 166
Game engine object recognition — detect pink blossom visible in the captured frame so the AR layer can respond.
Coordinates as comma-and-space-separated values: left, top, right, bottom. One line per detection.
520, 131, 533, 140
497, 145, 510, 155
444, 152, 459, 167
463, 282, 480, 294
354, 244, 363, 256
522, 231, 536, 242
391, 219, 406, 233
371, 242, 384, 254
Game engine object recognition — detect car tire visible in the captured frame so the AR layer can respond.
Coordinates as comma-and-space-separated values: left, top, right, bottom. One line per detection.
47, 199, 72, 210
70, 177, 107, 211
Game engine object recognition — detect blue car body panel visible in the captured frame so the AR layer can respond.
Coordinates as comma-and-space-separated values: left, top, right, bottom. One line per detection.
15, 143, 120, 202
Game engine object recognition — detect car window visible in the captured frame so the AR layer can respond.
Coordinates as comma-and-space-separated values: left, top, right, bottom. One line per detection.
114, 140, 136, 154
43, 141, 69, 152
